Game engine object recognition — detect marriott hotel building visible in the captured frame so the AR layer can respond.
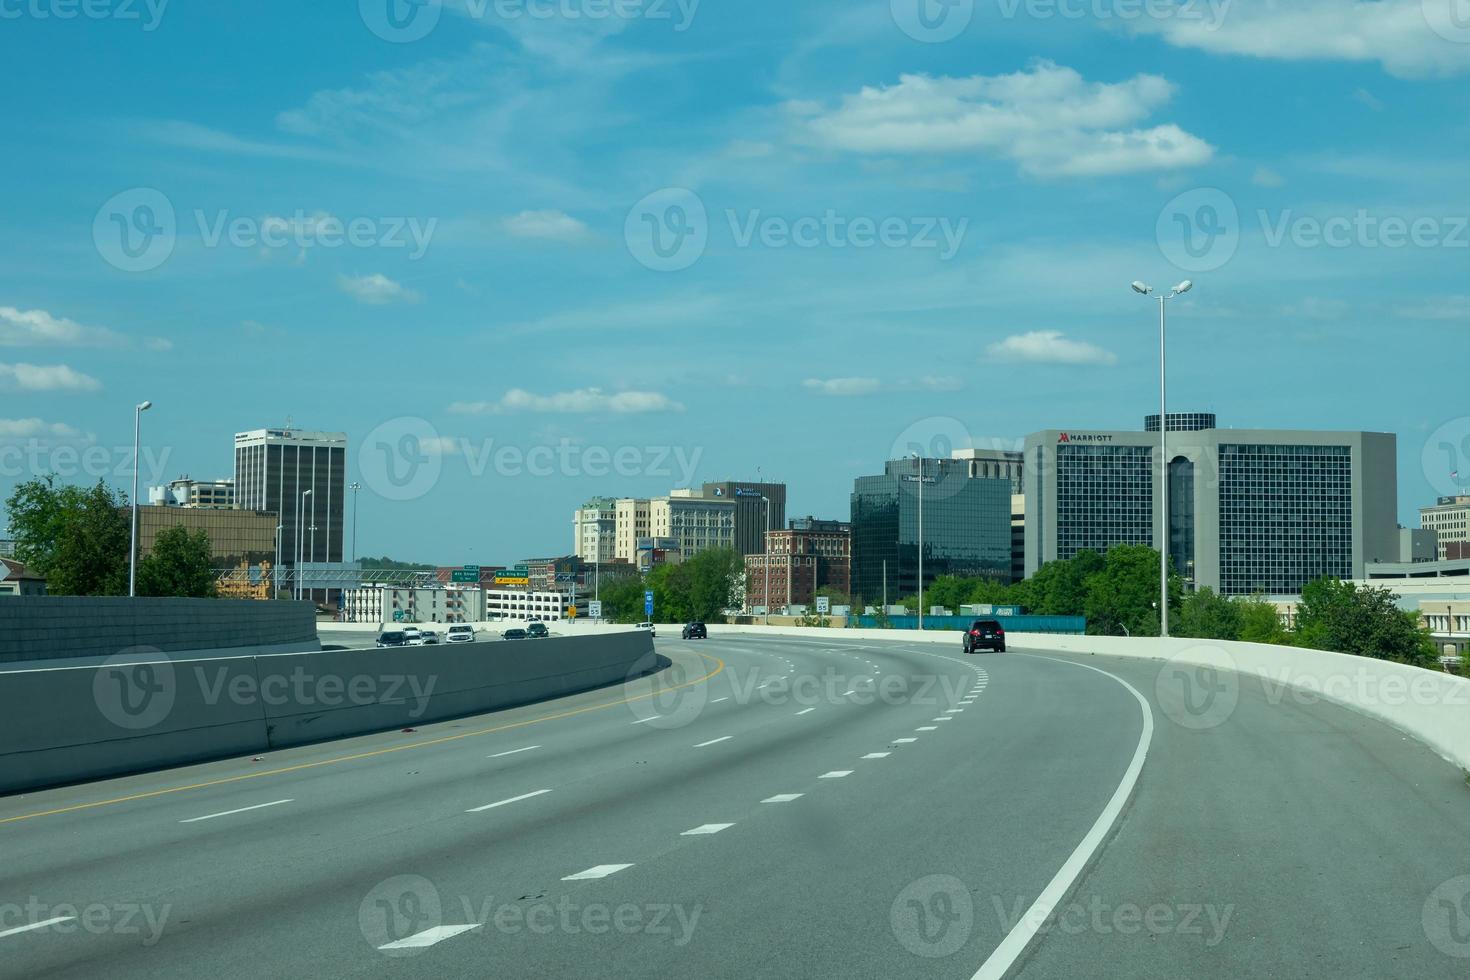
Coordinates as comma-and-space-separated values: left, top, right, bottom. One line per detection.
1023, 415, 1399, 596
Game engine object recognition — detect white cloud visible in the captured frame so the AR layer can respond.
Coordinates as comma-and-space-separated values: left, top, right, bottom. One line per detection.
1398, 296, 1470, 321
0, 362, 102, 392
915, 375, 963, 392
0, 306, 167, 350
803, 377, 884, 397
986, 331, 1118, 366
0, 418, 82, 439
1252, 167, 1285, 188
449, 388, 683, 415
501, 209, 592, 243
794, 62, 1213, 177
1134, 1, 1470, 79
337, 273, 420, 305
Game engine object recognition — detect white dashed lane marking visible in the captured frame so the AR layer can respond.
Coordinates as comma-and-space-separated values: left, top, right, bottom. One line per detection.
378, 925, 480, 950
892, 738, 918, 744
0, 917, 74, 940
762, 794, 803, 803
694, 736, 733, 748
563, 864, 634, 881
467, 789, 552, 813
819, 771, 854, 779
682, 823, 735, 836
489, 745, 541, 758
862, 752, 891, 759
179, 799, 293, 824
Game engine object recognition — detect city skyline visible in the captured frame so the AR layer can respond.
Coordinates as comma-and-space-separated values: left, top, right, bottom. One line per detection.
3, 2, 1468, 563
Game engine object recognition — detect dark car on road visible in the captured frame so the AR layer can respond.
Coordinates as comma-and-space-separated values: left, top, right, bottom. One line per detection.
502, 628, 529, 641
376, 630, 410, 648
682, 622, 707, 639
526, 622, 550, 639
962, 620, 1006, 654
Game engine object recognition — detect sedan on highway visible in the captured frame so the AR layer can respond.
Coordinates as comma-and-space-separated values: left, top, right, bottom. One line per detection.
403, 628, 426, 646
502, 628, 529, 641
682, 622, 707, 639
445, 624, 475, 644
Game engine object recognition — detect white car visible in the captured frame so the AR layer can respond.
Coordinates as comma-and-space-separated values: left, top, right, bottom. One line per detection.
445, 625, 475, 644
402, 628, 426, 646
637, 622, 657, 637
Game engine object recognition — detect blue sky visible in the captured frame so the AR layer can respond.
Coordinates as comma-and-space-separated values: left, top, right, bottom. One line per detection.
3, 0, 1469, 563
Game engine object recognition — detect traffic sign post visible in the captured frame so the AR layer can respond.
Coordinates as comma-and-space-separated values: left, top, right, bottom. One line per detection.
816, 596, 830, 615
588, 600, 603, 620
644, 590, 655, 618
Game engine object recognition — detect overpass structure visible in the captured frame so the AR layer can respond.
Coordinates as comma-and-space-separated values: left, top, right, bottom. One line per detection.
1, 618, 1467, 978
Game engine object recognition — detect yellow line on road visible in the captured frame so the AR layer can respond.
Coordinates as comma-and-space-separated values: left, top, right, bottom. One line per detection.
1, 653, 724, 826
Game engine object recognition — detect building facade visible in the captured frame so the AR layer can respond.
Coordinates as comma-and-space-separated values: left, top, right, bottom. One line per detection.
340, 584, 486, 624
573, 497, 618, 562
745, 516, 851, 611
234, 428, 347, 601
650, 495, 736, 558
951, 448, 1024, 493
614, 498, 650, 562
701, 481, 787, 557
0, 557, 46, 597
1420, 496, 1470, 561
850, 458, 1012, 608
1023, 416, 1399, 596
148, 476, 236, 509
134, 505, 279, 570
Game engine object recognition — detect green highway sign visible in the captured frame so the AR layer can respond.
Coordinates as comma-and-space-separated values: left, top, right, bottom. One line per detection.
451, 570, 479, 583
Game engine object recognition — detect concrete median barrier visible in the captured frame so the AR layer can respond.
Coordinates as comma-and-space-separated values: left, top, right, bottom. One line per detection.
0, 630, 654, 795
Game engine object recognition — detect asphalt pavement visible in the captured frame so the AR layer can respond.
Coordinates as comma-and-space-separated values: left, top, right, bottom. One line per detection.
1, 633, 1466, 978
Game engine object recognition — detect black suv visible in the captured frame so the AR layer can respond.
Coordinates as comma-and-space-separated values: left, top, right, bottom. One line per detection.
962, 620, 1006, 654
376, 630, 410, 648
682, 622, 707, 639
526, 622, 550, 639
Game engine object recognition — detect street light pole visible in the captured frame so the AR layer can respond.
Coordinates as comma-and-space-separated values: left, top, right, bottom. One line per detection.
298, 489, 312, 602
274, 524, 282, 599
129, 400, 152, 597
349, 481, 361, 563
1132, 279, 1194, 639
761, 496, 772, 625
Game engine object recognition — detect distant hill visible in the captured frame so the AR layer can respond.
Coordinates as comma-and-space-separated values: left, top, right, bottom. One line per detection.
357, 555, 436, 571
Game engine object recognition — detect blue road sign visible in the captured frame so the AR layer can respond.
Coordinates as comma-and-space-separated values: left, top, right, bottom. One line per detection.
644, 590, 655, 616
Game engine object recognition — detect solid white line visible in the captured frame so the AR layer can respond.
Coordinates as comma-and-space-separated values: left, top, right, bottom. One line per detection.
467, 789, 552, 813
0, 916, 74, 939
179, 799, 293, 823
563, 864, 633, 881
861, 752, 891, 759
819, 770, 853, 779
682, 823, 735, 836
378, 924, 479, 949
762, 794, 803, 803
892, 738, 918, 744
694, 736, 732, 748
796, 708, 815, 716
489, 745, 541, 758
969, 656, 1154, 980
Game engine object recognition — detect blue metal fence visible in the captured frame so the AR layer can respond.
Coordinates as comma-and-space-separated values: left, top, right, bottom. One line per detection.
851, 614, 1086, 634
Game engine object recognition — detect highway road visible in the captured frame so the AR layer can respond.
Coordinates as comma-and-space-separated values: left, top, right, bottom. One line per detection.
2, 633, 1468, 978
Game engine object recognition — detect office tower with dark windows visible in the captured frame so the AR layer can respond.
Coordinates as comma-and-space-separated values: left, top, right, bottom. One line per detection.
1023, 415, 1398, 596
849, 458, 1011, 608
701, 481, 787, 557
233, 428, 347, 600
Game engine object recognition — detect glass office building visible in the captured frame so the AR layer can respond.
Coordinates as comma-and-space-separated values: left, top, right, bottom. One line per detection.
1024, 417, 1397, 596
850, 458, 1011, 607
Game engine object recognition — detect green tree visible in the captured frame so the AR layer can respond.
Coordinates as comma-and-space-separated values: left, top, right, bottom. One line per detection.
1083, 545, 1181, 637
1175, 587, 1243, 640
5, 474, 88, 577
1236, 595, 1287, 645
137, 526, 218, 598
44, 480, 130, 596
598, 575, 646, 623
1294, 578, 1437, 665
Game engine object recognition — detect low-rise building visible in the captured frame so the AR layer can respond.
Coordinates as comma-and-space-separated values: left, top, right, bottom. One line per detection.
1420, 496, 1470, 561
148, 476, 236, 509
134, 505, 280, 570
0, 558, 46, 596
340, 584, 486, 624
746, 517, 851, 612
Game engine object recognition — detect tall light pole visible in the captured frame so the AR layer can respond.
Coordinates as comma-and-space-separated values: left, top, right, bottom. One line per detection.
273, 524, 283, 599
349, 481, 362, 562
761, 495, 772, 625
1131, 279, 1194, 639
297, 489, 312, 602
910, 454, 925, 632
128, 400, 152, 597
